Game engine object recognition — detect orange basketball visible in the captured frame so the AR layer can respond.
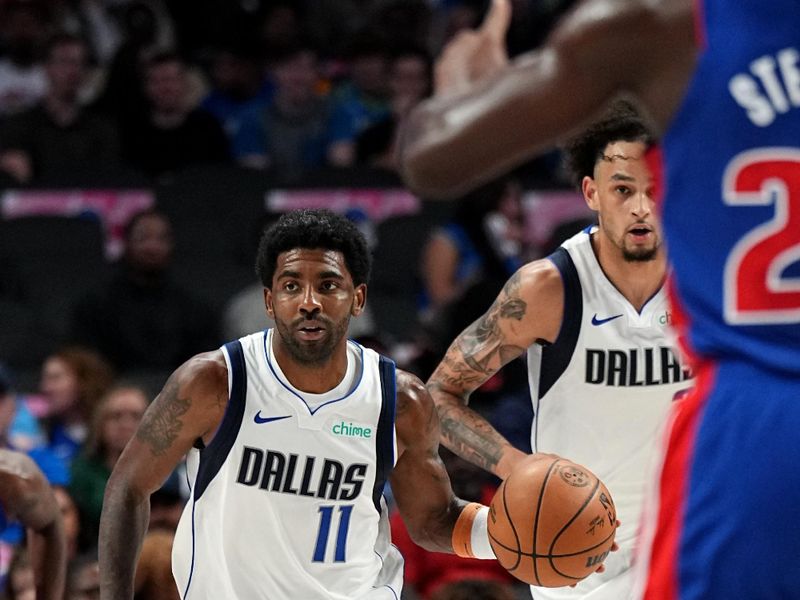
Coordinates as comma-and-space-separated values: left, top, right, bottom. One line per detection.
488, 455, 617, 587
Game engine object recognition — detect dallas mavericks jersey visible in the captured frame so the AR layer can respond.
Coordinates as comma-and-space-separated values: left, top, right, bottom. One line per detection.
661, 0, 800, 373
172, 330, 403, 599
526, 230, 692, 600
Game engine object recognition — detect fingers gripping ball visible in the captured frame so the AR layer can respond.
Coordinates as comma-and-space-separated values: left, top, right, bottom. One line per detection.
488, 455, 617, 587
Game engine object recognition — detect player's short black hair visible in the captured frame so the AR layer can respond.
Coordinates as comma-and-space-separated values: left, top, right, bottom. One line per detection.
563, 100, 654, 188
255, 209, 372, 288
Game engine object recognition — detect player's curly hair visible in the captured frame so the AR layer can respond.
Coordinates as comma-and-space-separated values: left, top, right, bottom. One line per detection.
255, 209, 372, 288
563, 100, 654, 188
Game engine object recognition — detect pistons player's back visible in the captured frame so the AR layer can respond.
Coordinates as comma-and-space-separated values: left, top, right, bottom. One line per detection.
172, 330, 403, 599
662, 0, 800, 371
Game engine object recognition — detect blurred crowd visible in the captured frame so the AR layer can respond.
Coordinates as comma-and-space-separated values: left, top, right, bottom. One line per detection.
0, 0, 577, 187
0, 1, 592, 599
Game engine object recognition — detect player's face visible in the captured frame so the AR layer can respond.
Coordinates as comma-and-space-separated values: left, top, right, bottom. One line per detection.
585, 141, 662, 262
266, 248, 365, 365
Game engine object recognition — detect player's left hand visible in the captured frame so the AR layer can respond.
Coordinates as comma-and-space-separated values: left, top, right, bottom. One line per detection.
434, 0, 511, 97
569, 519, 620, 586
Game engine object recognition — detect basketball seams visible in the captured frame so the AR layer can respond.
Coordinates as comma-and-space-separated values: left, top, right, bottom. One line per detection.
500, 473, 523, 571
531, 457, 560, 586
487, 455, 616, 587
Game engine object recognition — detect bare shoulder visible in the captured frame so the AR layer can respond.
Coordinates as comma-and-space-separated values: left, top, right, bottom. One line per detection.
515, 258, 563, 301
395, 369, 433, 423
395, 369, 438, 451
136, 350, 228, 455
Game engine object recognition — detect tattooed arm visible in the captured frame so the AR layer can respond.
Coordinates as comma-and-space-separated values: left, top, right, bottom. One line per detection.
428, 259, 564, 479
390, 370, 466, 552
99, 351, 228, 600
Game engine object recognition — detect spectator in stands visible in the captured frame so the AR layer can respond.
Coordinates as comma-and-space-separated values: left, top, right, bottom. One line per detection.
53, 486, 80, 561
66, 552, 99, 600
120, 51, 229, 178
355, 46, 431, 170
429, 579, 518, 600
0, 33, 120, 184
419, 178, 525, 319
38, 348, 114, 466
0, 1, 49, 117
95, 1, 176, 126
4, 546, 36, 600
134, 529, 180, 600
234, 43, 329, 181
0, 362, 46, 454
71, 209, 220, 375
201, 42, 272, 141
70, 384, 148, 551
326, 32, 390, 167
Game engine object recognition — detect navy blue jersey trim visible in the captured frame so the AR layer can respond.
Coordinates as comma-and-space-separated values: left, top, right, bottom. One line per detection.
539, 247, 583, 399
263, 330, 365, 415
373, 356, 396, 513
193, 341, 247, 500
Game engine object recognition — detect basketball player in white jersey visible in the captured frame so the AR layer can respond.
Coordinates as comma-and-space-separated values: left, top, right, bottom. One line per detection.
426, 104, 692, 599
98, 209, 502, 600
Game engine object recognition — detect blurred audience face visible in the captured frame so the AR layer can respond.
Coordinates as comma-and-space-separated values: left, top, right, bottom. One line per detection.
8, 563, 35, 600
1, 3, 46, 65
145, 59, 188, 115
0, 391, 15, 437
261, 5, 300, 50
40, 356, 80, 416
125, 212, 173, 274
45, 39, 89, 102
100, 387, 147, 455
272, 50, 318, 106
68, 558, 100, 600
350, 53, 388, 98
389, 53, 431, 116
211, 51, 263, 100
54, 486, 81, 559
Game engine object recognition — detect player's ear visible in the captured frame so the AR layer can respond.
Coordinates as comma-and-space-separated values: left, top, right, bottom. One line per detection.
352, 284, 367, 316
582, 176, 600, 211
264, 287, 275, 318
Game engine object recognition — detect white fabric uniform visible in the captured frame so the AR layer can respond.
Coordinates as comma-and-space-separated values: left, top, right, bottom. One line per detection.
526, 229, 693, 600
172, 330, 403, 599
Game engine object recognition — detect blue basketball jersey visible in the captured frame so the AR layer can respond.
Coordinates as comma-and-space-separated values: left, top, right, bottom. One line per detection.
661, 0, 800, 374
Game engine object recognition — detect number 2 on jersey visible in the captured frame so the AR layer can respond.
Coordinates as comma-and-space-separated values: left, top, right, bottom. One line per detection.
313, 504, 353, 562
723, 149, 800, 324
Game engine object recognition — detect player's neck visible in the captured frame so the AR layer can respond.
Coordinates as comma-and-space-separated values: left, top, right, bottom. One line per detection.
270, 338, 349, 394
592, 234, 666, 311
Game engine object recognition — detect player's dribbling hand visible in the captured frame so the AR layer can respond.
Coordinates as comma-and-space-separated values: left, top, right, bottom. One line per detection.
434, 0, 511, 97
569, 520, 621, 587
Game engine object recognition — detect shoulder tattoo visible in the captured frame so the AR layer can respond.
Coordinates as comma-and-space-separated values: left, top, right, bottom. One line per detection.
136, 377, 191, 456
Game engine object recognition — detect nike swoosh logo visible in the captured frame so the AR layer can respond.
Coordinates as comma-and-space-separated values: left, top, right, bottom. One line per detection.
591, 313, 623, 326
254, 412, 292, 425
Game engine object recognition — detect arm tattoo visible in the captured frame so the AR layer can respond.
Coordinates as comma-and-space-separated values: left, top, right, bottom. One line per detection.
136, 378, 191, 456
455, 271, 527, 377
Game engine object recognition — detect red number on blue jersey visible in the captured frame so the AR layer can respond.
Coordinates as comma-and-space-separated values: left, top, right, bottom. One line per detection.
724, 149, 800, 324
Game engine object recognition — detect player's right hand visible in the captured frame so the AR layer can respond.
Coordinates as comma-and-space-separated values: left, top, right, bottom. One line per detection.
434, 0, 511, 98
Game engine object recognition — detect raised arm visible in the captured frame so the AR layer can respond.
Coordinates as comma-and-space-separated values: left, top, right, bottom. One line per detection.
398, 0, 695, 198
99, 351, 228, 600
0, 450, 66, 600
428, 260, 563, 479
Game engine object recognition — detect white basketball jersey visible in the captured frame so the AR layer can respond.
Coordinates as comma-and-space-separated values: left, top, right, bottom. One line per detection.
172, 330, 404, 599
527, 229, 693, 600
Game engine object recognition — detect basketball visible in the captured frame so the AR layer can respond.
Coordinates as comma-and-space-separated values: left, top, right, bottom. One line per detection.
487, 455, 617, 587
